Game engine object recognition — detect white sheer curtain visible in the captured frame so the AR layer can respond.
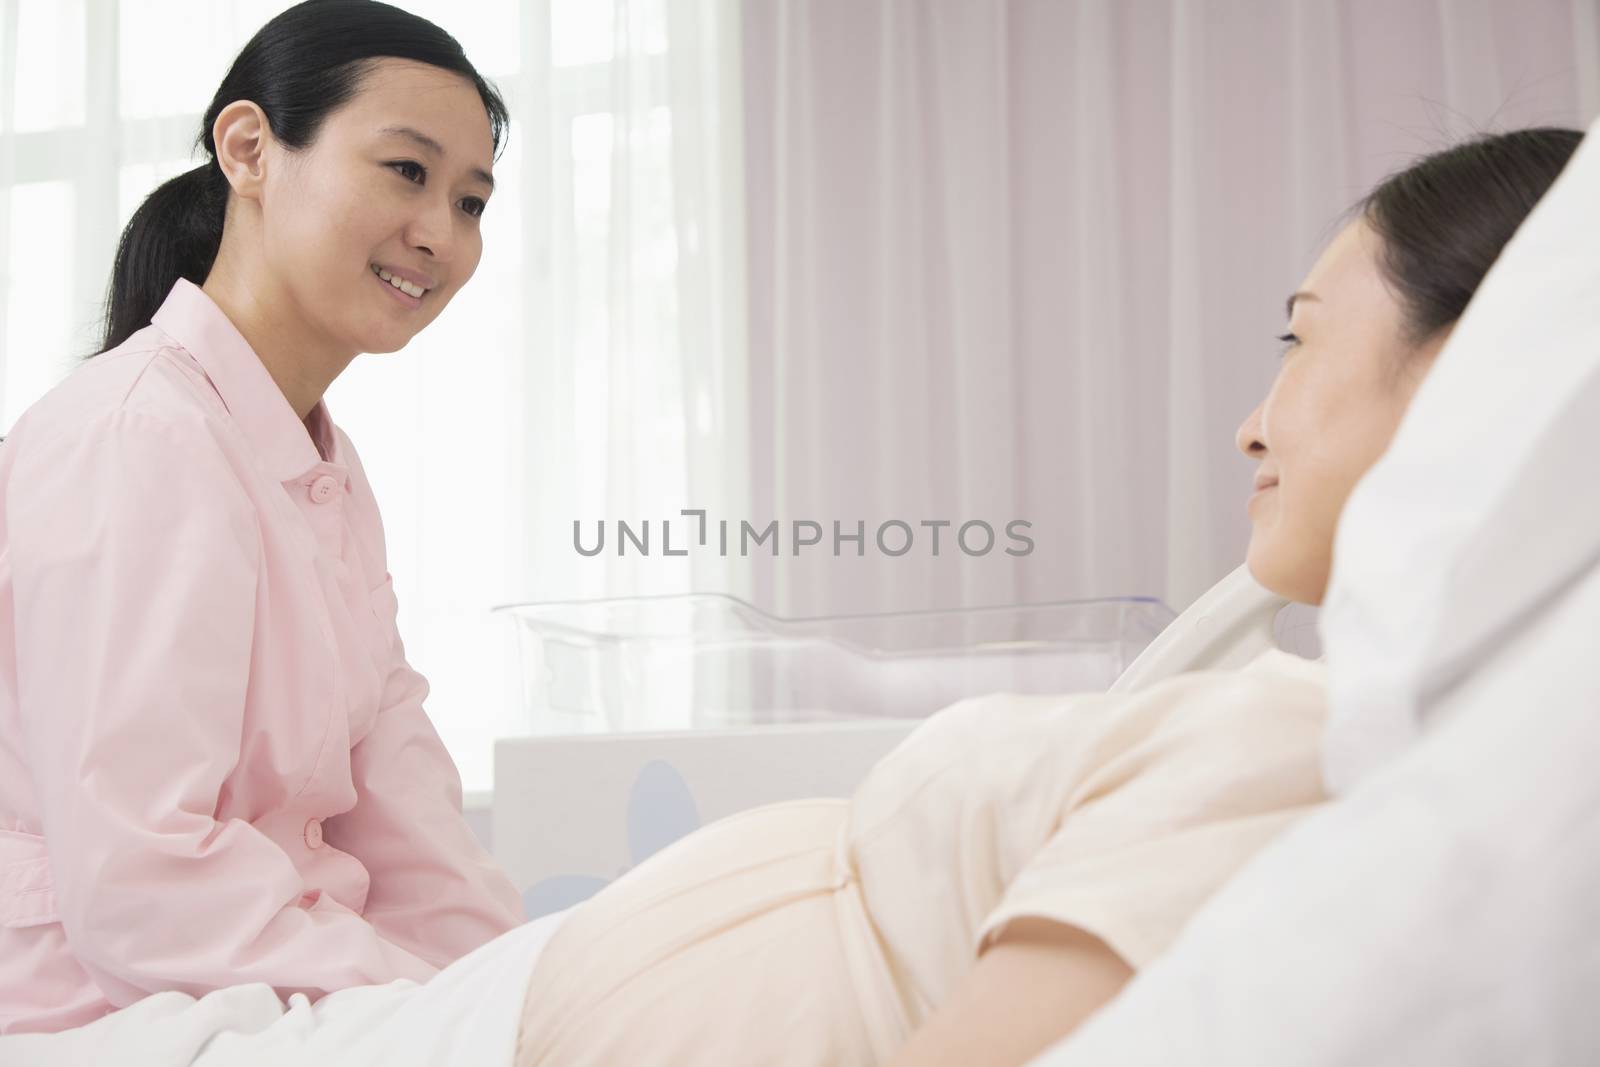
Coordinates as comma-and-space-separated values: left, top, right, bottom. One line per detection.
0, 0, 747, 792
742, 0, 1600, 620
7, 0, 1600, 789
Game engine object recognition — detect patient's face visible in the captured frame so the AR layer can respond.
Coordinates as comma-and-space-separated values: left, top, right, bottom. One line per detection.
1234, 218, 1447, 604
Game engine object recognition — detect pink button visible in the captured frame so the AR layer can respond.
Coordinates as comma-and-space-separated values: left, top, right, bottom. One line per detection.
309, 475, 340, 504
303, 818, 324, 849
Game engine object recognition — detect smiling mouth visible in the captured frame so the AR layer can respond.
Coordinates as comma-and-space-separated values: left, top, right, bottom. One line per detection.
369, 263, 431, 300
372, 273, 421, 308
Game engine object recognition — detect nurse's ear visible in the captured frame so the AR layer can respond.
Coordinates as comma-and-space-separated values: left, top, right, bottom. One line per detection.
211, 100, 274, 204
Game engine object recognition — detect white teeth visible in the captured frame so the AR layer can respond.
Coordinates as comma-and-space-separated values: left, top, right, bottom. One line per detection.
370, 264, 426, 299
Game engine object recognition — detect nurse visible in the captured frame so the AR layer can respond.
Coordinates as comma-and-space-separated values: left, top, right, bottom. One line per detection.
0, 0, 523, 1035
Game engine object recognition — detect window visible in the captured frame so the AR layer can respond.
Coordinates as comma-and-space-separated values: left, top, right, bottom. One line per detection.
0, 0, 747, 793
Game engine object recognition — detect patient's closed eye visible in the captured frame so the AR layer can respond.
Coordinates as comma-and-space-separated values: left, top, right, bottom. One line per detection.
1276, 332, 1300, 356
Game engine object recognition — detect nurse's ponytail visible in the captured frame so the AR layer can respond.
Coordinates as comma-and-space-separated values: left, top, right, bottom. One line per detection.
98, 162, 230, 354
91, 0, 508, 356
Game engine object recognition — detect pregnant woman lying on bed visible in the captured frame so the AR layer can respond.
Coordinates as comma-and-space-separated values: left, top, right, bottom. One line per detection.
511, 126, 1584, 1067
0, 3, 1578, 1061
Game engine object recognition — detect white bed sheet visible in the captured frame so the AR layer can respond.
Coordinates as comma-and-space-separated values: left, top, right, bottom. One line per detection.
0, 908, 569, 1067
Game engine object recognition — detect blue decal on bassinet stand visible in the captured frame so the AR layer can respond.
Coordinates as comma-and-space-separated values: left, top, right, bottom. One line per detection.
522, 759, 704, 920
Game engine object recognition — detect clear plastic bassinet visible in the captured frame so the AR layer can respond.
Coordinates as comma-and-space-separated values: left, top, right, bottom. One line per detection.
491, 592, 1178, 736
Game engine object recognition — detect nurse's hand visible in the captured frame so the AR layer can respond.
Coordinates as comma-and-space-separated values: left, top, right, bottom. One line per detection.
882, 917, 1133, 1067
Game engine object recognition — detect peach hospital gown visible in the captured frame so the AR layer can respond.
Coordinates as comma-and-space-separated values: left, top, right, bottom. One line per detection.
516, 649, 1328, 1066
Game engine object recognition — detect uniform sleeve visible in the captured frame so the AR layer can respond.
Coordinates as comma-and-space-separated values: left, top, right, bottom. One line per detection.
320, 580, 525, 966
976, 669, 1327, 970
9, 411, 439, 1007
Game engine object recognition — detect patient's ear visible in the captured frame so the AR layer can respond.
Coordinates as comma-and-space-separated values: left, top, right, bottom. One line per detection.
1411, 324, 1453, 376
1385, 323, 1451, 406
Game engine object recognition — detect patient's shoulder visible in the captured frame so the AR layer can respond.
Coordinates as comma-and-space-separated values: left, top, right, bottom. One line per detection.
1122, 649, 1329, 754
884, 652, 1326, 782
1241, 647, 1328, 685
1148, 648, 1326, 706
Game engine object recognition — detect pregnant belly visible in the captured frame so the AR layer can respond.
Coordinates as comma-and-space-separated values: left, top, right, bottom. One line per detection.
514, 798, 904, 1066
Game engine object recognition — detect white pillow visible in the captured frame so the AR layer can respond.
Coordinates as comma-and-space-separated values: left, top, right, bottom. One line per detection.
1318, 119, 1600, 792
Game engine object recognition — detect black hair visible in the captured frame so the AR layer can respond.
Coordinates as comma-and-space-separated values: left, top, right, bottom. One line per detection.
1360, 126, 1583, 347
92, 0, 509, 357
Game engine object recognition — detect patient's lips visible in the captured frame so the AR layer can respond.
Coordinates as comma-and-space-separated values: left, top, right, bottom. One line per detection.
1249, 471, 1279, 512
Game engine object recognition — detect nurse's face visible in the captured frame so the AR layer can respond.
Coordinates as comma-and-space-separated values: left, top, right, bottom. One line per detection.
1235, 218, 1448, 605
256, 58, 495, 355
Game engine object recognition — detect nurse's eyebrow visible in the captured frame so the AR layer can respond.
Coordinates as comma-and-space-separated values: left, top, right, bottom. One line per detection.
377, 125, 495, 192
1286, 290, 1320, 319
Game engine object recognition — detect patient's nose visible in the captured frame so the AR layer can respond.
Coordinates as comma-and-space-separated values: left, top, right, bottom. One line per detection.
1236, 403, 1266, 458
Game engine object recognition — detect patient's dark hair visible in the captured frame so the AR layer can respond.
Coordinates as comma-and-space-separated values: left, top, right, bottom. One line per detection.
92, 0, 509, 358
1360, 126, 1584, 347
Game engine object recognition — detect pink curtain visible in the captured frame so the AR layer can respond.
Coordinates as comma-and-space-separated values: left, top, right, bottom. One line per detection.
740, 0, 1600, 616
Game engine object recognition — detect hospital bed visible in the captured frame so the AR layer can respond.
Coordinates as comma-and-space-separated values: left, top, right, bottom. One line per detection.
491, 564, 1305, 918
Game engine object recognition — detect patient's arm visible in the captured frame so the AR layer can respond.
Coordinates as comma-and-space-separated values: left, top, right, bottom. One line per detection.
882, 918, 1133, 1067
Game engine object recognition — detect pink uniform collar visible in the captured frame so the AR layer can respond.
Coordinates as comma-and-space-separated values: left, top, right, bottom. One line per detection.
150, 277, 339, 484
